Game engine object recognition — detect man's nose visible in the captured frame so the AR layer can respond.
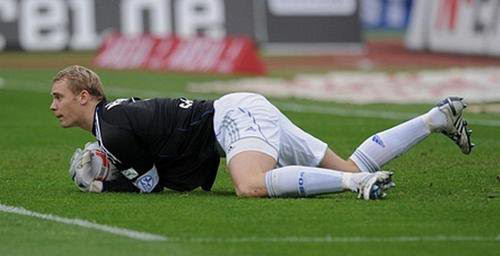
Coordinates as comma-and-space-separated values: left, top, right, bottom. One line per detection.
50, 100, 56, 111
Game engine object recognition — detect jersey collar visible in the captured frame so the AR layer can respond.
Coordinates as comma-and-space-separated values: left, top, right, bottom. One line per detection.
92, 100, 106, 136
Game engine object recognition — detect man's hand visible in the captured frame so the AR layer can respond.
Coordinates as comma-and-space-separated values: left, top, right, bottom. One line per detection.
69, 142, 118, 192
89, 180, 104, 193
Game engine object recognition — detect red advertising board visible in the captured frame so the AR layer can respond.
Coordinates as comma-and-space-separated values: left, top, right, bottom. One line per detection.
93, 33, 266, 75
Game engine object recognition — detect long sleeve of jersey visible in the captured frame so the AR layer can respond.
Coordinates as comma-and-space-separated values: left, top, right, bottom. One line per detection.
102, 175, 139, 192
102, 174, 163, 193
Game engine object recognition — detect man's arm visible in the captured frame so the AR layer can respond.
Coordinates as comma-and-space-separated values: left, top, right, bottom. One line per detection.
99, 173, 162, 193
97, 103, 164, 193
69, 141, 161, 193
101, 174, 139, 192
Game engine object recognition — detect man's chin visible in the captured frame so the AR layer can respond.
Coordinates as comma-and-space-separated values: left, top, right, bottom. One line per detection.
59, 122, 74, 128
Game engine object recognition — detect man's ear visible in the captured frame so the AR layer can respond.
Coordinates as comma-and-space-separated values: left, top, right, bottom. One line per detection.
78, 90, 91, 105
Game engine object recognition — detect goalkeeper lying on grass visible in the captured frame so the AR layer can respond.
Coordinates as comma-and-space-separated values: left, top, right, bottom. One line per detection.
52, 65, 473, 199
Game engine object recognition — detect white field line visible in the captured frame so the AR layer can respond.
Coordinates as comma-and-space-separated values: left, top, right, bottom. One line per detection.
0, 77, 5, 88
1, 203, 498, 243
167, 235, 500, 243
2, 82, 500, 127
0, 203, 167, 241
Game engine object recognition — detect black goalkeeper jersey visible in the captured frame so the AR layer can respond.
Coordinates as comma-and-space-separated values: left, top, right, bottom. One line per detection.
91, 97, 220, 193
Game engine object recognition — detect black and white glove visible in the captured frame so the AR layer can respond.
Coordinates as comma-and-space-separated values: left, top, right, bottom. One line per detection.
69, 142, 119, 192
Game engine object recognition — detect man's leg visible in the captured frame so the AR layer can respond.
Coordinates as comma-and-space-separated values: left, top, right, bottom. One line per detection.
215, 92, 393, 199
228, 151, 393, 199
350, 97, 473, 173
319, 148, 361, 172
227, 151, 276, 197
276, 108, 361, 173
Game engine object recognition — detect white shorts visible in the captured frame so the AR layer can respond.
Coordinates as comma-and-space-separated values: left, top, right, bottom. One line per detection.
213, 93, 327, 167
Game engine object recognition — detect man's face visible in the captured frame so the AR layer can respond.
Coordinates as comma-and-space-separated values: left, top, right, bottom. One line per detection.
50, 80, 83, 128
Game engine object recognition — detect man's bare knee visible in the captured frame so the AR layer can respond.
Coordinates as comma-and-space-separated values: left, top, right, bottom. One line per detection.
228, 151, 276, 197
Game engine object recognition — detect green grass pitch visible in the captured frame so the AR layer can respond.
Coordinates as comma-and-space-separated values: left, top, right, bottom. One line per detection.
0, 62, 498, 256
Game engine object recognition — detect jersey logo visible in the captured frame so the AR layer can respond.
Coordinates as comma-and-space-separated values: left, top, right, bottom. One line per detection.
179, 97, 193, 109
137, 175, 155, 192
133, 166, 159, 193
121, 168, 139, 180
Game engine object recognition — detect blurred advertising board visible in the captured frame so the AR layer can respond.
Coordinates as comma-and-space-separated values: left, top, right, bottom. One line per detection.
93, 33, 266, 75
0, 0, 362, 54
361, 0, 413, 29
406, 0, 500, 56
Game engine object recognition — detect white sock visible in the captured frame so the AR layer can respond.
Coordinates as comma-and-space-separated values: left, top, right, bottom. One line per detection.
421, 107, 448, 132
265, 166, 350, 197
350, 115, 432, 173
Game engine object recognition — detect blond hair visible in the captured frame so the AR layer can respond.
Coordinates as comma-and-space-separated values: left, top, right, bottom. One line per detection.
53, 65, 106, 101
